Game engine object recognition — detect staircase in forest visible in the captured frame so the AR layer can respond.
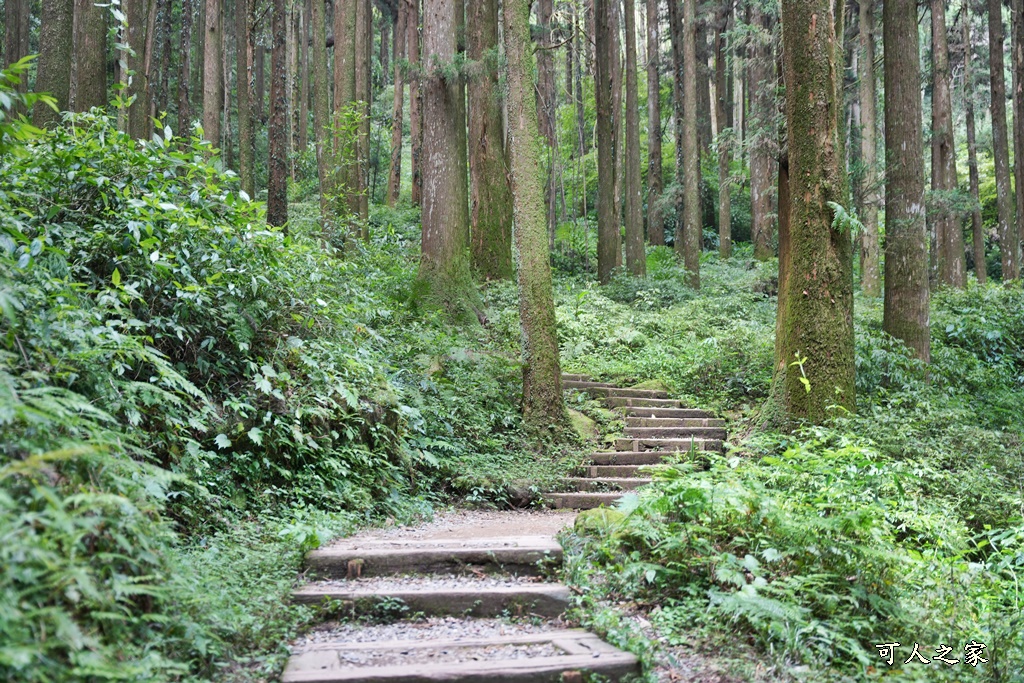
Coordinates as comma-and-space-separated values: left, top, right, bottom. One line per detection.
545, 374, 725, 510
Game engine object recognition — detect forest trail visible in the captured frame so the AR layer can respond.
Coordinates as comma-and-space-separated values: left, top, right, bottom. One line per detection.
282, 375, 724, 682
545, 374, 725, 510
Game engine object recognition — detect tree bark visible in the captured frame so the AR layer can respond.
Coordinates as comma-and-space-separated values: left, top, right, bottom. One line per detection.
574, 3, 589, 157
503, 0, 567, 433
4, 0, 30, 111
468, 0, 514, 280
237, 0, 255, 196
857, 0, 880, 296
668, 0, 684, 255
536, 0, 557, 246
354, 0, 371, 224
35, 0, 75, 126
714, 2, 730, 259
624, 0, 645, 276
884, 0, 930, 361
178, 0, 193, 131
387, 1, 407, 206
73, 0, 107, 111
749, 3, 774, 261
595, 0, 620, 283
202, 0, 223, 148
680, 0, 700, 289
989, 0, 1018, 280
419, 0, 473, 309
335, 0, 357, 210
646, 0, 664, 246
964, 13, 986, 283
299, 0, 311, 154
1012, 0, 1024, 258
255, 43, 265, 122
930, 0, 965, 288
311, 0, 332, 218
268, 0, 289, 228
770, 0, 854, 424
408, 0, 423, 205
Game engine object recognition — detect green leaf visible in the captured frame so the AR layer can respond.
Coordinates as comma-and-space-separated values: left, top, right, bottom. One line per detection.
247, 427, 263, 445
111, 268, 121, 286
214, 434, 231, 449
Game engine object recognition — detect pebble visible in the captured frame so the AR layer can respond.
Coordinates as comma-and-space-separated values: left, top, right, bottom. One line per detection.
292, 616, 562, 650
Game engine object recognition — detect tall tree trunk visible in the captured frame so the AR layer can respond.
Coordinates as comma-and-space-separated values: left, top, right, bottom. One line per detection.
73, 0, 107, 111
536, 0, 557, 247
299, 0, 310, 154
408, 0, 423, 205
964, 13, 986, 283
503, 0, 567, 433
468, 0, 514, 280
624, 0, 645, 275
268, 0, 289, 228
749, 4, 773, 261
379, 12, 391, 87
237, 0, 255, 196
335, 0, 357, 212
989, 0, 1018, 280
696, 22, 712, 156
680, 0, 700, 289
255, 43, 265, 122
419, 0, 473, 308
595, 0, 620, 283
714, 2, 730, 259
611, 0, 624, 261
179, 0, 194, 131
311, 0, 332, 218
203, 0, 224, 148
646, 0, 664, 246
387, 0, 407, 205
1012, 0, 1024, 256
668, 0, 684, 256
858, 0, 880, 296
931, 0, 965, 287
35, 0, 75, 126
884, 0, 930, 361
4, 0, 30, 110
770, 0, 853, 424
287, 5, 298, 178
354, 0, 371, 224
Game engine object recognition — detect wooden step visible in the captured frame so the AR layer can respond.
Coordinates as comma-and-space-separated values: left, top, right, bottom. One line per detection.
562, 477, 653, 491
292, 583, 570, 618
305, 538, 562, 578
613, 437, 723, 452
588, 451, 671, 466
625, 417, 725, 428
542, 491, 628, 510
563, 383, 670, 400
605, 397, 681, 408
620, 407, 714, 419
283, 630, 640, 682
622, 426, 727, 440
560, 373, 591, 382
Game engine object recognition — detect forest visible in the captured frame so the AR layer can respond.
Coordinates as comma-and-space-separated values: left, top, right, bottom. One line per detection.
1, 0, 1023, 680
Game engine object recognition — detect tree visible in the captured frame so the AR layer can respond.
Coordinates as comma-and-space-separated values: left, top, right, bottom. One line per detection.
408, 0, 423, 205
178, 0, 194, 131
1012, 0, 1024, 256
595, 0, 620, 284
334, 0, 357, 212
267, 0, 289, 228
883, 0, 929, 361
623, 0, 645, 276
857, 0, 880, 296
386, 0, 407, 205
646, 0, 665, 246
748, 2, 774, 261
680, 0, 700, 289
74, 0, 107, 111
769, 0, 854, 424
988, 0, 1018, 280
963, 11, 986, 283
502, 0, 567, 433
34, 0, 74, 126
203, 0, 223, 148
419, 0, 473, 311
930, 0, 965, 287
714, 1, 731, 259
467, 0, 514, 280
4, 0, 30, 100
237, 0, 255, 196
311, 0, 332, 219
353, 0, 371, 226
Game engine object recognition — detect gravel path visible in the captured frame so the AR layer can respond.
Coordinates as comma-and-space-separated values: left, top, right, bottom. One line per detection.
329, 508, 574, 545
304, 641, 566, 667
292, 616, 564, 650
306, 573, 543, 591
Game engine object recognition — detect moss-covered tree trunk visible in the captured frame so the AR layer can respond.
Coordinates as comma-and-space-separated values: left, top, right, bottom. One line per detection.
267, 0, 289, 228
467, 0, 514, 280
714, 4, 731, 260
334, 0, 357, 215
680, 0, 700, 289
73, 0, 107, 112
769, 0, 854, 424
623, 0, 645, 277
202, 0, 223, 147
857, 0, 880, 296
386, 0, 407, 206
34, 0, 74, 126
236, 0, 255, 197
963, 14, 986, 284
1012, 0, 1024, 256
354, 0, 371, 228
311, 0, 332, 218
988, 0, 1018, 280
419, 0, 473, 312
646, 0, 665, 246
595, 0, 620, 284
883, 0, 929, 361
502, 0, 567, 434
930, 0, 965, 288
408, 0, 423, 206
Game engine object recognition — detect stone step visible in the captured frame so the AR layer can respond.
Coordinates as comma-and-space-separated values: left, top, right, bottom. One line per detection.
625, 417, 725, 428
614, 437, 723, 452
564, 382, 669, 399
292, 583, 570, 618
562, 477, 653, 491
305, 538, 563, 578
605, 397, 681, 408
576, 464, 644, 477
283, 630, 640, 682
560, 373, 591, 382
620, 406, 714, 419
588, 451, 671, 466
622, 426, 727, 440
561, 380, 616, 389
542, 491, 627, 510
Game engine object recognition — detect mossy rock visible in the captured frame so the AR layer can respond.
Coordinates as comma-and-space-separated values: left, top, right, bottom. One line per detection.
573, 507, 626, 536
568, 408, 599, 441
630, 379, 671, 393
